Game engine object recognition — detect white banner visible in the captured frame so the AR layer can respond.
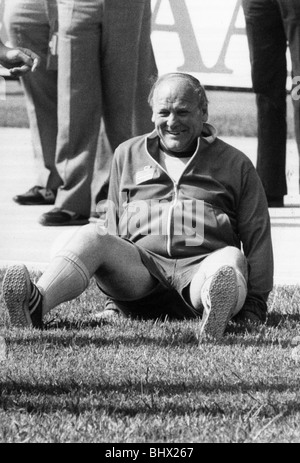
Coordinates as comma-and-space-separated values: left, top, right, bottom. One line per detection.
151, 0, 252, 88
0, 0, 292, 88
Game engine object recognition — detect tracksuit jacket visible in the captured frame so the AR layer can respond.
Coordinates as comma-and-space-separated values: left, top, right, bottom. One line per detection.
105, 123, 274, 311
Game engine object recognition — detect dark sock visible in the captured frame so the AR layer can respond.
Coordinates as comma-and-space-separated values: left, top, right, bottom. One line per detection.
29, 282, 42, 315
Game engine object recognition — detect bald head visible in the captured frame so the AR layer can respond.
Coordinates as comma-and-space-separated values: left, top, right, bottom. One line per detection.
148, 73, 208, 111
150, 73, 209, 154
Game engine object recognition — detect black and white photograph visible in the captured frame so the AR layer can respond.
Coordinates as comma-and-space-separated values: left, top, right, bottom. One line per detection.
0, 0, 300, 445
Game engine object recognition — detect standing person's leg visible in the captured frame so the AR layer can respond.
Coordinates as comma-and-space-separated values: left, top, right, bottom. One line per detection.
131, 0, 158, 136
93, 0, 157, 211
189, 246, 248, 340
3, 0, 61, 202
101, 0, 157, 152
242, 0, 287, 205
39, 0, 103, 225
92, 120, 113, 210
278, 0, 300, 193
2, 225, 157, 328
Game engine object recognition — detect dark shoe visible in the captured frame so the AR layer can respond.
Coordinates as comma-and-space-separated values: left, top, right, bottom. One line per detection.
267, 196, 284, 208
233, 301, 266, 325
2, 264, 43, 328
39, 208, 89, 226
234, 310, 262, 325
13, 186, 56, 205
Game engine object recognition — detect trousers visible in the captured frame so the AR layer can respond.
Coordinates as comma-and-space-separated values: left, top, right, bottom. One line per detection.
4, 0, 157, 215
242, 0, 300, 199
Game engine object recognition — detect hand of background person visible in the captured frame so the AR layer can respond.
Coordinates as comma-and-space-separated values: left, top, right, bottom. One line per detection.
0, 44, 41, 76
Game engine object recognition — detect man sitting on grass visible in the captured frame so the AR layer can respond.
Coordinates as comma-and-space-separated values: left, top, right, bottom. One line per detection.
0, 38, 39, 75
2, 72, 273, 341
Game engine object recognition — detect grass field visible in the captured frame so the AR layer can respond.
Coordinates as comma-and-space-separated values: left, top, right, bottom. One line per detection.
1, 269, 300, 444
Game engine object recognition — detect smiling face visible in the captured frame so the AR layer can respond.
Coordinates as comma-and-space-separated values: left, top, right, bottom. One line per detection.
151, 77, 208, 154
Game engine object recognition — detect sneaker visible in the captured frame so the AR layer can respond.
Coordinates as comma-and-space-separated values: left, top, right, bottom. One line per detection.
39, 208, 90, 226
13, 186, 56, 205
198, 265, 238, 342
2, 265, 43, 328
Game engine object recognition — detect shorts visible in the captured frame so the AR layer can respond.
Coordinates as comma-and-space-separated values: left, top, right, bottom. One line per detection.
105, 243, 208, 320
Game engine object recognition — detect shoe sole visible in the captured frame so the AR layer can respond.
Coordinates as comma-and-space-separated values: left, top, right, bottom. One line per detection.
199, 265, 238, 342
2, 265, 32, 327
14, 201, 55, 205
39, 217, 90, 226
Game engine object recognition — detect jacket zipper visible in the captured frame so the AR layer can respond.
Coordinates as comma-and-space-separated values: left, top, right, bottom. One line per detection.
144, 141, 198, 257
167, 180, 179, 257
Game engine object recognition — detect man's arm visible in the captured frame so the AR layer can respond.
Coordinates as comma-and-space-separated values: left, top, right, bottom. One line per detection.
0, 40, 40, 76
236, 165, 274, 321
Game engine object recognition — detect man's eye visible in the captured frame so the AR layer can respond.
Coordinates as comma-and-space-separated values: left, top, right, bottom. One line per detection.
159, 112, 169, 116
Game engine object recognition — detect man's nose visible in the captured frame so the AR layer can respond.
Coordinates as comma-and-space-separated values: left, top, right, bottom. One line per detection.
167, 113, 178, 127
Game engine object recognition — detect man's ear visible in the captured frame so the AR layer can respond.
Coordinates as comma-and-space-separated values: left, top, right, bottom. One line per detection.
151, 112, 155, 123
202, 105, 208, 122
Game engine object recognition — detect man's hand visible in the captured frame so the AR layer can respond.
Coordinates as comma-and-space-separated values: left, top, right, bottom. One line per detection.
233, 297, 267, 325
0, 45, 41, 76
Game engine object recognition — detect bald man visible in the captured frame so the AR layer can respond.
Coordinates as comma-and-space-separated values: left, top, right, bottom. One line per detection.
2, 73, 273, 342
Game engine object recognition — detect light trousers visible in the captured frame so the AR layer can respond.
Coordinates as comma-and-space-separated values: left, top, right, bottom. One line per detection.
4, 0, 157, 215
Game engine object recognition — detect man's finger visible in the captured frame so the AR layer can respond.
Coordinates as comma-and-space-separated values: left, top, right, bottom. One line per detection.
9, 64, 31, 76
31, 57, 40, 72
18, 47, 41, 71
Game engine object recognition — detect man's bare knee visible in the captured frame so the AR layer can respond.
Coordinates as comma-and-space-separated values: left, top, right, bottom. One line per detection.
219, 246, 247, 272
60, 223, 115, 258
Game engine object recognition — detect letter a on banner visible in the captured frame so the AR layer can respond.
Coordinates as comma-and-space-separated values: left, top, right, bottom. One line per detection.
152, 0, 205, 72
152, 0, 244, 74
